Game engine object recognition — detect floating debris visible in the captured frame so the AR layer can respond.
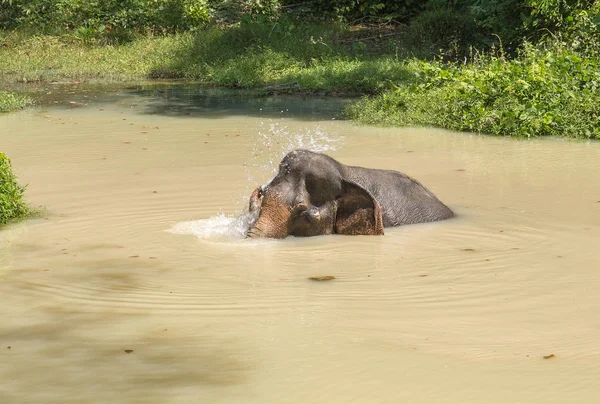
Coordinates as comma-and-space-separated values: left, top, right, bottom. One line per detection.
124, 349, 134, 354
543, 354, 555, 360
309, 276, 336, 281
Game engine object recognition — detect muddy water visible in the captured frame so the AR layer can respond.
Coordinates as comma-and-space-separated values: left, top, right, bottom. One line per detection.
1, 86, 599, 404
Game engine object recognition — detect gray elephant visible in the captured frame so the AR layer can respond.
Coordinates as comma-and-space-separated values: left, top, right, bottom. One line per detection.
246, 149, 454, 238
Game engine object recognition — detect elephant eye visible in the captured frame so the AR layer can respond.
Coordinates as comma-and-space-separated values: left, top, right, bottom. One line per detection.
279, 162, 291, 174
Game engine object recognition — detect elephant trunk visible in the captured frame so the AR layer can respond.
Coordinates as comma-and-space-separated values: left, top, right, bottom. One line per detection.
246, 207, 290, 239
246, 225, 263, 238
245, 187, 292, 239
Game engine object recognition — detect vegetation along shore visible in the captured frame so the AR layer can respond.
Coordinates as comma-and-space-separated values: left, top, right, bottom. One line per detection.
1, 0, 599, 140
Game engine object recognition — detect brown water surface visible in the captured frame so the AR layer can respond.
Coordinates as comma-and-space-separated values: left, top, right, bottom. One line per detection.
1, 85, 599, 403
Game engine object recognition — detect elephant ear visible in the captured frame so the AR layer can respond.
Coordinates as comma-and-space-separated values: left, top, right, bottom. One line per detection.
334, 180, 384, 236
248, 187, 263, 215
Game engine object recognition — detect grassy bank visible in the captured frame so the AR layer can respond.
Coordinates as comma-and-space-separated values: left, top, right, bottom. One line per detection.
0, 91, 32, 113
0, 25, 414, 92
0, 152, 31, 227
1, 16, 599, 139
0, 32, 183, 83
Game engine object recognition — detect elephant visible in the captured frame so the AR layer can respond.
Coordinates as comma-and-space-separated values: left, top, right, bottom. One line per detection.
246, 149, 454, 238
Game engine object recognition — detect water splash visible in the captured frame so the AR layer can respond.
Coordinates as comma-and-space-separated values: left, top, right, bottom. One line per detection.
171, 120, 344, 241
168, 212, 256, 241
246, 121, 344, 184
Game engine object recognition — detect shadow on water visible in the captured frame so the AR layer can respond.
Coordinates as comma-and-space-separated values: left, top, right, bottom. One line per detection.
0, 249, 251, 403
11, 81, 353, 121
1, 306, 250, 402
132, 84, 353, 120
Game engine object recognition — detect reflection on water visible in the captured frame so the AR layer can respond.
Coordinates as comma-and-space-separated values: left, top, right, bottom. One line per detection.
1, 84, 600, 404
8, 82, 352, 120
135, 85, 352, 120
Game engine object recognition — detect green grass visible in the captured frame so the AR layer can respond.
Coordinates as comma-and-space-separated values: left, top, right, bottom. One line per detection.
0, 24, 415, 92
0, 152, 32, 227
0, 91, 32, 113
0, 33, 184, 83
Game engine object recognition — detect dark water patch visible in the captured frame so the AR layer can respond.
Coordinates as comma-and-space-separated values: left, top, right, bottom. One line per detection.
7, 82, 352, 121
0, 300, 250, 403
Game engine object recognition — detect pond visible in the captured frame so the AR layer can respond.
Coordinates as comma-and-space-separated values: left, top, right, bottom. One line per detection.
1, 84, 599, 403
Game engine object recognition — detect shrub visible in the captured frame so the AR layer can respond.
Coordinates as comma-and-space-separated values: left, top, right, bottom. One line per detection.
0, 0, 211, 39
0, 91, 32, 113
402, 7, 484, 59
0, 152, 30, 227
348, 43, 600, 139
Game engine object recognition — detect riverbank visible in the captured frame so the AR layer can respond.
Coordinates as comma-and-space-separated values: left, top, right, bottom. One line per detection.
1, 22, 599, 139
0, 26, 415, 90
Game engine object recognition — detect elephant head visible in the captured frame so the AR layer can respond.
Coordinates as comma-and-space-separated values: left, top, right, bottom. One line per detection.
246, 150, 384, 238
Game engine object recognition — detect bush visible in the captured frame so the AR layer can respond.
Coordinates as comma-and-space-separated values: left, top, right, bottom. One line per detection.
0, 152, 30, 227
0, 91, 32, 113
276, 0, 424, 23
348, 42, 600, 139
402, 7, 484, 59
0, 0, 211, 40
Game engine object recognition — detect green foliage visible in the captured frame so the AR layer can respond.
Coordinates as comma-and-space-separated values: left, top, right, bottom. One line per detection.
1, 0, 598, 53
468, 0, 600, 49
277, 0, 424, 23
348, 43, 600, 139
541, 1, 600, 56
0, 91, 32, 113
525, 0, 595, 30
0, 152, 31, 227
209, 0, 280, 23
402, 7, 483, 59
0, 0, 211, 39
